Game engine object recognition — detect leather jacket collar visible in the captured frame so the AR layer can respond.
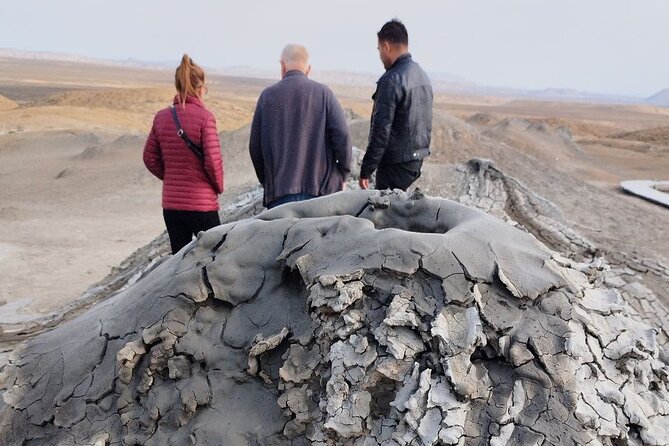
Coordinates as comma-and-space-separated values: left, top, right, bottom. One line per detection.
389, 53, 412, 71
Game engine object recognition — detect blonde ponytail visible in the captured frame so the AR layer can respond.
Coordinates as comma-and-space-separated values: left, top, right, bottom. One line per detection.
175, 54, 205, 106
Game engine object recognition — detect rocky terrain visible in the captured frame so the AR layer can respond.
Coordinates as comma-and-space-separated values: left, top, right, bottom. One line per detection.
1, 168, 668, 445
1, 57, 667, 317
0, 56, 667, 445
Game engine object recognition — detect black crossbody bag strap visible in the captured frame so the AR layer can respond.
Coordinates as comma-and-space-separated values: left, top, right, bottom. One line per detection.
170, 106, 205, 161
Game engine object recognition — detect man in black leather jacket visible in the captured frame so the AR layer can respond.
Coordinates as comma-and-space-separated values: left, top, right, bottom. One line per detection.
359, 19, 433, 191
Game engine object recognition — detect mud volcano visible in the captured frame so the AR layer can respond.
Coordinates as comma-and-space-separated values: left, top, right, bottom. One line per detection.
1, 190, 667, 445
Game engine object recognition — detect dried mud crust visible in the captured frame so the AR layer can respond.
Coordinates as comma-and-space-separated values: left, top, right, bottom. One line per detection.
423, 159, 669, 350
0, 190, 667, 446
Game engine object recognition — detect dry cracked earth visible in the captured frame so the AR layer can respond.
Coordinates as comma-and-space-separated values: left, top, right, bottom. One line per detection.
0, 161, 668, 446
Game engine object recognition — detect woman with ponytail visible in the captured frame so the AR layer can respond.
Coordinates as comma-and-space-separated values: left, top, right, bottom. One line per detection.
143, 54, 224, 254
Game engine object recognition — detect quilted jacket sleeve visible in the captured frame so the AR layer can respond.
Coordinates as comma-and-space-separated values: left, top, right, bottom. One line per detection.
143, 122, 164, 180
202, 114, 224, 194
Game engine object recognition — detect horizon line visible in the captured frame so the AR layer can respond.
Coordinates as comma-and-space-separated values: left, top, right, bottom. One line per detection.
0, 47, 665, 103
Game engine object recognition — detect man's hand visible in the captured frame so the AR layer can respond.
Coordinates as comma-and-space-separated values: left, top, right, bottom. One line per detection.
359, 178, 370, 190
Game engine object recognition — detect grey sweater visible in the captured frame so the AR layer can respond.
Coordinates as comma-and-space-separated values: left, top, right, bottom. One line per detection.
249, 71, 352, 206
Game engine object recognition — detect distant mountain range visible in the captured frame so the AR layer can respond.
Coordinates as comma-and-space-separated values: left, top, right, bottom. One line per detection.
645, 88, 669, 107
0, 48, 175, 70
2, 48, 667, 107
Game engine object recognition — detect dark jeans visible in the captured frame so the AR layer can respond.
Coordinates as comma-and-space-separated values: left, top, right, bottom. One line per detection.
267, 193, 316, 209
163, 209, 221, 254
376, 160, 423, 191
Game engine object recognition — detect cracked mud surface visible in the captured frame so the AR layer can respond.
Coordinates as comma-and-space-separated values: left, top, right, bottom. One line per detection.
1, 186, 667, 446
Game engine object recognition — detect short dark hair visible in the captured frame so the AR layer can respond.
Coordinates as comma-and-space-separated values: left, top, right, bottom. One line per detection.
377, 19, 408, 46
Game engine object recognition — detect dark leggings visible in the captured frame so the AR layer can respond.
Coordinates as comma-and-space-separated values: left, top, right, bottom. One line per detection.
163, 209, 221, 254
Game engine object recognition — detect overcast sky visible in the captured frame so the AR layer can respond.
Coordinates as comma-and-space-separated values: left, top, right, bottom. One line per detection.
2, 0, 668, 97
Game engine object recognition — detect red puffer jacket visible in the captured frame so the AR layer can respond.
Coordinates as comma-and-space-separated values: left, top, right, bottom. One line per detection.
143, 95, 224, 211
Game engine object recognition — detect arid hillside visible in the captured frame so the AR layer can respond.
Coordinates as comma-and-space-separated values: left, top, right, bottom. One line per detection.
0, 56, 666, 319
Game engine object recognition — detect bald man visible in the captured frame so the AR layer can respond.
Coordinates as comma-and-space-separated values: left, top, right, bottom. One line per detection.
249, 44, 353, 208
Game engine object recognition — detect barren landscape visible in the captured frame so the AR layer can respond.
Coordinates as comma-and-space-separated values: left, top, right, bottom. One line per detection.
1, 56, 669, 445
0, 56, 667, 318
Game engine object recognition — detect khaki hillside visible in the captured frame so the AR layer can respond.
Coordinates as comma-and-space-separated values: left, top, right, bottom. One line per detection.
0, 57, 667, 318
0, 55, 667, 445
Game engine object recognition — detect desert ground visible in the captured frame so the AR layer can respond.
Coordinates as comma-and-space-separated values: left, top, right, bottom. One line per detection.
0, 56, 667, 320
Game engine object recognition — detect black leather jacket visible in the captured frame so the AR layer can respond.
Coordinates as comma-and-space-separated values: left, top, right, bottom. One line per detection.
360, 54, 433, 178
